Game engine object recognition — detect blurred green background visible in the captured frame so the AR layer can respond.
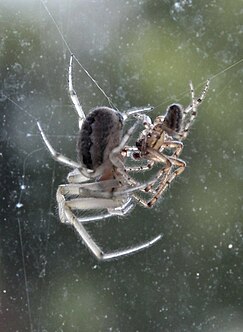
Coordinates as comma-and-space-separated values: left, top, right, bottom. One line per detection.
1, 0, 243, 331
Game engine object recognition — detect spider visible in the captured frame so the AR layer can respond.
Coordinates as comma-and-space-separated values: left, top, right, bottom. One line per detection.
123, 79, 210, 208
37, 55, 162, 261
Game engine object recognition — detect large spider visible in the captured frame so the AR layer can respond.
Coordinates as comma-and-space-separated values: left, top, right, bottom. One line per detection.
38, 55, 209, 261
37, 55, 162, 261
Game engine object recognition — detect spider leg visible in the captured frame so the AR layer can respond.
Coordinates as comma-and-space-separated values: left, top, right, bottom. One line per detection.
122, 147, 155, 173
109, 120, 143, 186
113, 148, 172, 201
126, 162, 154, 172
66, 197, 127, 211
180, 79, 210, 140
146, 156, 186, 207
183, 79, 210, 115
69, 210, 162, 261
122, 140, 184, 199
130, 148, 173, 206
111, 119, 167, 178
161, 140, 184, 158
58, 176, 169, 224
57, 187, 162, 261
57, 182, 135, 222
146, 140, 184, 190
123, 106, 154, 120
57, 179, 144, 221
58, 181, 121, 199
67, 168, 90, 183
68, 54, 86, 129
196, 79, 210, 105
126, 147, 186, 208
56, 186, 127, 224
59, 180, 157, 206
62, 205, 106, 260
107, 197, 135, 216
77, 196, 134, 223
179, 81, 198, 140
37, 122, 81, 168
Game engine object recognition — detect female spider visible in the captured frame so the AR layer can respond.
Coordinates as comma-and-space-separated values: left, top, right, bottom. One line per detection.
37, 55, 161, 261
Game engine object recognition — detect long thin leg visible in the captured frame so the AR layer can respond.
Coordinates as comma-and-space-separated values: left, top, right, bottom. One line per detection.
57, 190, 161, 261
77, 198, 133, 223
183, 79, 210, 115
126, 162, 154, 172
37, 122, 81, 168
127, 139, 184, 198
111, 120, 140, 159
115, 149, 170, 196
110, 116, 174, 185
109, 120, 144, 186
58, 181, 157, 206
57, 186, 127, 224
79, 198, 135, 222
120, 145, 172, 197
147, 157, 186, 207
58, 182, 135, 222
123, 106, 154, 120
58, 190, 162, 261
59, 180, 121, 196
180, 80, 210, 140
66, 197, 126, 211
130, 152, 186, 208
68, 54, 86, 129
161, 140, 184, 158
196, 79, 210, 105
180, 81, 198, 140
112, 149, 172, 201
142, 140, 184, 189
124, 139, 184, 198
107, 197, 135, 216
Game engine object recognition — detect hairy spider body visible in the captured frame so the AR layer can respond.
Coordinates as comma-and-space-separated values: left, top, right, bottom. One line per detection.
77, 107, 124, 178
37, 55, 161, 261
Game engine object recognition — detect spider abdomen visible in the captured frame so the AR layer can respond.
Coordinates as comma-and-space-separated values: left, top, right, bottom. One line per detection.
77, 107, 124, 172
163, 103, 183, 133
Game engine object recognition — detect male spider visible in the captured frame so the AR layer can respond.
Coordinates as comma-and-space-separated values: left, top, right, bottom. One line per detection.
125, 79, 210, 208
37, 55, 162, 261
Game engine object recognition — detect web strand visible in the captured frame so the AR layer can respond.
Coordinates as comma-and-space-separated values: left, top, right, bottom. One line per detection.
40, 0, 116, 110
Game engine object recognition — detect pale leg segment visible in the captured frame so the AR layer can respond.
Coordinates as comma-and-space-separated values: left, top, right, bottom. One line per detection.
57, 188, 162, 261
37, 122, 81, 168
68, 55, 86, 129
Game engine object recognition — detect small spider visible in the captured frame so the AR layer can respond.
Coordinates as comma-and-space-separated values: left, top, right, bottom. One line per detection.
124, 80, 210, 208
37, 55, 162, 261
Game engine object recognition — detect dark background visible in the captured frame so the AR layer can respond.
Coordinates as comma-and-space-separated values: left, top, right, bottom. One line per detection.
1, 0, 243, 331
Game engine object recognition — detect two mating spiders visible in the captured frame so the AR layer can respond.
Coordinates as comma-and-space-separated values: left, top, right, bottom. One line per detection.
37, 55, 209, 261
